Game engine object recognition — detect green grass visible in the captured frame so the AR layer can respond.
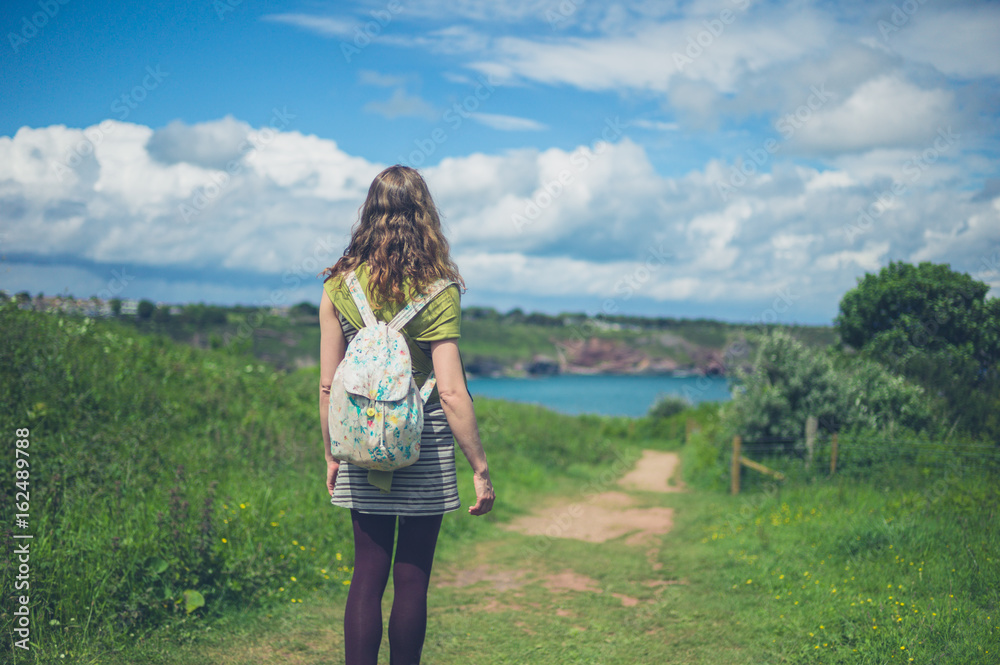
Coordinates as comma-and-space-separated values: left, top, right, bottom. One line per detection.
2, 304, 995, 664
80, 451, 1000, 665
672, 475, 1000, 663
0, 306, 358, 661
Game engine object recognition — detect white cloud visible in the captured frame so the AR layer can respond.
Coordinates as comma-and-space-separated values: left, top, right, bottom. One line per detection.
261, 4, 989, 166
631, 119, 680, 131
883, 5, 1000, 79
363, 88, 437, 120
2, 118, 995, 319
358, 70, 411, 87
469, 113, 547, 131
260, 14, 354, 38
0, 120, 376, 274
815, 241, 890, 272
685, 202, 751, 272
452, 6, 831, 98
911, 199, 1000, 265
369, 0, 553, 23
791, 75, 955, 153
146, 116, 252, 169
384, 25, 488, 56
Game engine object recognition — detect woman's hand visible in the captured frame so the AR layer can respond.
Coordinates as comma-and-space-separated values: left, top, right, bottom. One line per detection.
469, 469, 495, 516
326, 459, 340, 497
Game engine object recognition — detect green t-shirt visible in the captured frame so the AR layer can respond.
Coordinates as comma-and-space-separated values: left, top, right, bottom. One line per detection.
323, 263, 464, 402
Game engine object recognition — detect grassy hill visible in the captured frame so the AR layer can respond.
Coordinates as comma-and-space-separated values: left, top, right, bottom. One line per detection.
19, 296, 836, 374
1, 304, 997, 665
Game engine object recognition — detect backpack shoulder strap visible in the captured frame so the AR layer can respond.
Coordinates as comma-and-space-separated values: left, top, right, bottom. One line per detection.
344, 270, 378, 328
387, 279, 456, 332
388, 278, 457, 403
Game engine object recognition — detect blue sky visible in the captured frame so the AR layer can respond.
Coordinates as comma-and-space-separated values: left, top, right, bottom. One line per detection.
1, 0, 999, 325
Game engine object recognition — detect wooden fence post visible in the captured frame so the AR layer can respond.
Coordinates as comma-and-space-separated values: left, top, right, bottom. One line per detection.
805, 415, 818, 469
731, 435, 742, 495
830, 432, 839, 475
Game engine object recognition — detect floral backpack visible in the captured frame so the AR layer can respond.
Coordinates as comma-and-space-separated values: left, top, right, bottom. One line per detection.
328, 270, 455, 474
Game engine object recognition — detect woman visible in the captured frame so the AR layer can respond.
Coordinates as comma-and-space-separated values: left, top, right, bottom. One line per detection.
318, 165, 494, 665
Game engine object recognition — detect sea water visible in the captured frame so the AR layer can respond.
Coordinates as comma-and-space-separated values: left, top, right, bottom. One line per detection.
466, 373, 730, 418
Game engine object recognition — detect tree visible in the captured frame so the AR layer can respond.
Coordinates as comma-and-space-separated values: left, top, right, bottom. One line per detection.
110, 298, 122, 316
181, 303, 227, 325
463, 306, 500, 322
837, 261, 991, 357
152, 305, 171, 323
525, 312, 562, 327
504, 308, 525, 324
290, 301, 319, 318
836, 261, 999, 436
137, 299, 155, 320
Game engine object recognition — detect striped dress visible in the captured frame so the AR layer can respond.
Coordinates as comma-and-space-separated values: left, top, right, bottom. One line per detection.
329, 313, 462, 516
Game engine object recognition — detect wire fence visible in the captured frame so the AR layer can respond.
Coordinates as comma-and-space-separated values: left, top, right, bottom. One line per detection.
730, 430, 1000, 493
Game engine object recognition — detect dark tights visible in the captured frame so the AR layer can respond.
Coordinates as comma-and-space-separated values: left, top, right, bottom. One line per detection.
344, 509, 443, 665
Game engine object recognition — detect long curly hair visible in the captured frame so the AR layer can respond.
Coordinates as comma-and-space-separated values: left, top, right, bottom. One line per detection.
320, 165, 464, 307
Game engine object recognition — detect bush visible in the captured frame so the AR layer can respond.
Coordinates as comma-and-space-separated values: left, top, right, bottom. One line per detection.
647, 394, 692, 420
723, 331, 936, 442
681, 428, 728, 491
724, 332, 843, 440
834, 356, 935, 434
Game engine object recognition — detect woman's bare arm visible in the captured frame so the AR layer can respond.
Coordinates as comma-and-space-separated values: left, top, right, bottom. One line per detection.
430, 338, 494, 516
319, 289, 347, 495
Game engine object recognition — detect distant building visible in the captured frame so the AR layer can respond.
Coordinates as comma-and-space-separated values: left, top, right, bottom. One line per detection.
121, 299, 139, 316
82, 301, 103, 317
59, 299, 82, 315
589, 318, 622, 331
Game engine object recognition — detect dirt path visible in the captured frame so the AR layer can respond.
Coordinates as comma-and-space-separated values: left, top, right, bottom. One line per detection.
197, 450, 687, 665
618, 449, 686, 493
498, 450, 684, 545
439, 449, 686, 591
